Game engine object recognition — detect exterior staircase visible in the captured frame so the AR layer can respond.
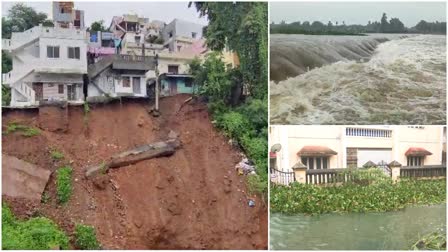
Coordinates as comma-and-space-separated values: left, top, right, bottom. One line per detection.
88, 56, 115, 79
13, 82, 36, 105
3, 70, 36, 106
2, 26, 41, 53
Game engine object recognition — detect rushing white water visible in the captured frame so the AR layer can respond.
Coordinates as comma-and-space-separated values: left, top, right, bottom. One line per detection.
270, 34, 446, 125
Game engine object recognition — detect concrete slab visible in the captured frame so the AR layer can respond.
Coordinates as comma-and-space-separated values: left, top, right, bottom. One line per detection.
2, 154, 51, 200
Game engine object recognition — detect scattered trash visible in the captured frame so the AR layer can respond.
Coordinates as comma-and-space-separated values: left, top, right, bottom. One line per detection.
248, 199, 255, 207
235, 157, 256, 175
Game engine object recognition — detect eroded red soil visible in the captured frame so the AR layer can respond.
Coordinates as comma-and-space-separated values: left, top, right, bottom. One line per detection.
2, 95, 268, 249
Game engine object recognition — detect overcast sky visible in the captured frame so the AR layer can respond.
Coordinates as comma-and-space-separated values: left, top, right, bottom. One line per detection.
271, 2, 446, 27
2, 1, 208, 27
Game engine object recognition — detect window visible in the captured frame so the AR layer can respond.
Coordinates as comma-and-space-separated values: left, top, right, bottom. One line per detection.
47, 46, 60, 58
122, 77, 131, 87
68, 47, 80, 59
192, 32, 197, 39
407, 156, 424, 166
177, 45, 182, 51
169, 32, 173, 38
185, 79, 193, 88
58, 84, 64, 94
301, 157, 329, 170
168, 65, 179, 74
135, 36, 141, 45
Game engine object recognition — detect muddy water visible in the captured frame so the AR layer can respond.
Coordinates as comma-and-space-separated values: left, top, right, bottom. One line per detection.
270, 34, 446, 125
270, 204, 446, 250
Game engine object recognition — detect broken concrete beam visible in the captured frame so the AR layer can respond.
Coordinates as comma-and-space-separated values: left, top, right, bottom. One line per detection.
112, 139, 180, 159
85, 163, 108, 178
109, 145, 175, 169
85, 138, 181, 178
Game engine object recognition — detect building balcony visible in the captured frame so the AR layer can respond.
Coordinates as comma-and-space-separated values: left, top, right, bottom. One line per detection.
2, 39, 12, 51
346, 127, 392, 138
110, 54, 155, 71
2, 72, 12, 86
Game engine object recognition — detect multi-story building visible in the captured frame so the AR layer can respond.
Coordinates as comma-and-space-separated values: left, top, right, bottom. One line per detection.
162, 19, 204, 52
2, 24, 88, 107
87, 31, 117, 63
270, 126, 446, 172
52, 2, 85, 29
108, 14, 167, 56
87, 54, 155, 99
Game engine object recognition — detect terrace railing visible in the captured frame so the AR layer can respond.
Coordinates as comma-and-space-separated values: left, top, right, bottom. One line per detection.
306, 168, 352, 184
400, 165, 446, 179
270, 167, 295, 186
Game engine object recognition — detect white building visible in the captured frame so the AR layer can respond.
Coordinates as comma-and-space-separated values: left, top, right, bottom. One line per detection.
162, 19, 204, 52
270, 126, 446, 172
2, 24, 88, 107
52, 2, 85, 29
87, 55, 154, 100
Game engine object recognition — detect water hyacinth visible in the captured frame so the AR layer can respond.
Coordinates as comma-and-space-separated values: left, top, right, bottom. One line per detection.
270, 177, 446, 215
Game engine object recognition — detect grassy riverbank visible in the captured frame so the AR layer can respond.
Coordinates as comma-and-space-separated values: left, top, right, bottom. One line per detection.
270, 178, 446, 214
411, 232, 446, 250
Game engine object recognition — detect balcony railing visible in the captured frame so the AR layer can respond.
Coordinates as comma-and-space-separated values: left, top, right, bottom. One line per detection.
2, 72, 12, 85
346, 127, 392, 138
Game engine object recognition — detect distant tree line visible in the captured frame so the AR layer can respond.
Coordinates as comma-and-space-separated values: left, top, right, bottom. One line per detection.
271, 13, 446, 35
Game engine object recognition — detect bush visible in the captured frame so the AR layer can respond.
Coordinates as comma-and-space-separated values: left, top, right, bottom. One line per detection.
2, 204, 69, 250
50, 149, 64, 160
74, 224, 100, 250
2, 84, 11, 106
189, 51, 268, 197
270, 179, 446, 214
216, 111, 250, 139
3, 122, 40, 137
56, 166, 73, 204
83, 102, 90, 114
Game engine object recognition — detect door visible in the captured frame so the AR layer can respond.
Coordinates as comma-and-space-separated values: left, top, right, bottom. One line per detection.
132, 77, 141, 94
32, 83, 43, 101
67, 85, 77, 101
169, 79, 177, 95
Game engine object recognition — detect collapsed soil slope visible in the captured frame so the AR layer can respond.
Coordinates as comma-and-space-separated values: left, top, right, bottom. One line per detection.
2, 95, 268, 249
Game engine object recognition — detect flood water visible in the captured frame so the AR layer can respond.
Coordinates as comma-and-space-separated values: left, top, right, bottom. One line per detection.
270, 204, 446, 250
270, 34, 446, 125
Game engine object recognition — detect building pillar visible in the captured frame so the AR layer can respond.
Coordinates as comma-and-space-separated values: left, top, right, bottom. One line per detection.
292, 161, 307, 184
392, 127, 399, 162
341, 126, 347, 168
389, 160, 402, 183
281, 127, 289, 171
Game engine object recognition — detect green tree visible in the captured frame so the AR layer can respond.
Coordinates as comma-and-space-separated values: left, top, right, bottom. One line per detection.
190, 2, 268, 100
194, 52, 232, 102
3, 3, 52, 39
2, 51, 12, 106
380, 13, 389, 32
89, 20, 107, 32
389, 18, 405, 33
327, 21, 333, 31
